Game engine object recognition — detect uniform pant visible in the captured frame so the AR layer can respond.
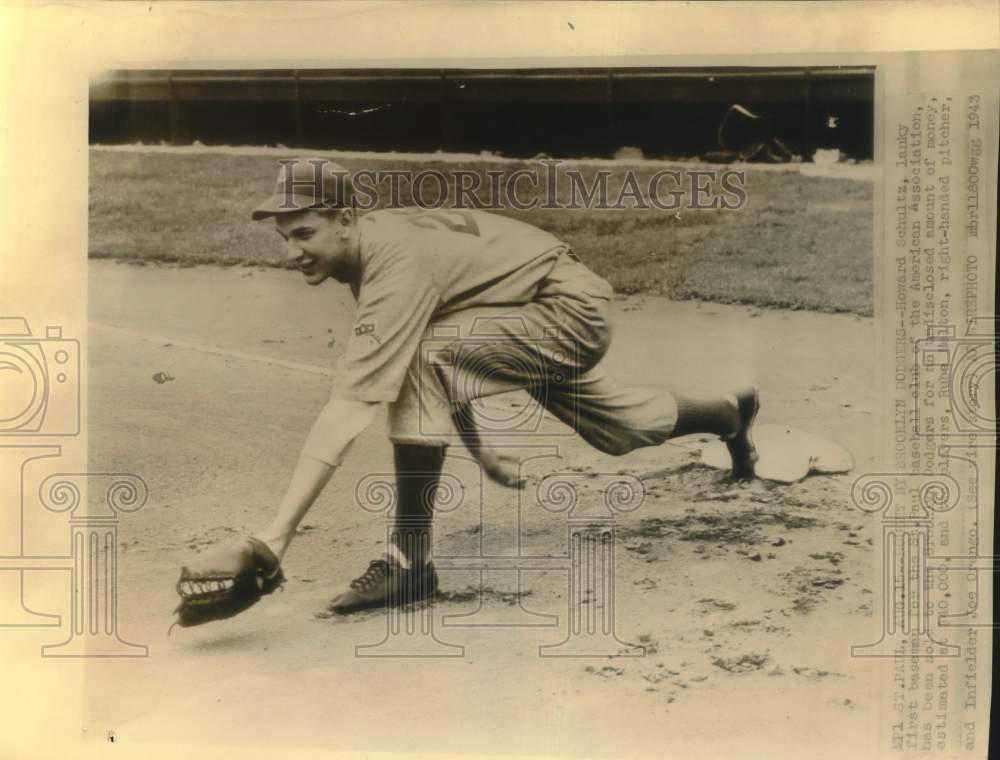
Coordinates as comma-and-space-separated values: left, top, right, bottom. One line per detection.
387, 251, 678, 454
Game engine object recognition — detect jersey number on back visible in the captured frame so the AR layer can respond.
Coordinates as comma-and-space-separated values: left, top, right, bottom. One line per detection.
391, 209, 481, 237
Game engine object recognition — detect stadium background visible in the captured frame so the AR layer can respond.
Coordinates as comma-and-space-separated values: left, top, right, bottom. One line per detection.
90, 67, 873, 161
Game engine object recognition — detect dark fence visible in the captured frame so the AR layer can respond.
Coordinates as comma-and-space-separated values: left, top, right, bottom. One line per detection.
90, 68, 874, 161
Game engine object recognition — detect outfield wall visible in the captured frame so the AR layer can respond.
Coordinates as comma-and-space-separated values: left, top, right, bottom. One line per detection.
90, 68, 874, 161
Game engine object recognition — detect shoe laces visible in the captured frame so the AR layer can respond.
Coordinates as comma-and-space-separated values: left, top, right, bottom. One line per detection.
350, 559, 391, 591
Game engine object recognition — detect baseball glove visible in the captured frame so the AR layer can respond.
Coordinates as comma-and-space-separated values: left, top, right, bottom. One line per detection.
173, 537, 285, 628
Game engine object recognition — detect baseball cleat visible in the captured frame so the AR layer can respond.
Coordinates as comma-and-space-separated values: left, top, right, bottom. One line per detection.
724, 388, 760, 480
320, 554, 439, 616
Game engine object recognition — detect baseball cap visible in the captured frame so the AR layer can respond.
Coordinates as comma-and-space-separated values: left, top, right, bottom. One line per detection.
251, 157, 354, 221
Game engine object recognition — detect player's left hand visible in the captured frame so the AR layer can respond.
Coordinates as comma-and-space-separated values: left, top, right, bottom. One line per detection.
172, 537, 285, 629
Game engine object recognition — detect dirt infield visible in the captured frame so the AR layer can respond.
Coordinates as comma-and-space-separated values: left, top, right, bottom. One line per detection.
86, 259, 880, 756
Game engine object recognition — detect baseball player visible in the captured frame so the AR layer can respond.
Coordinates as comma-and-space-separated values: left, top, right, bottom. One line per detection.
174, 158, 759, 626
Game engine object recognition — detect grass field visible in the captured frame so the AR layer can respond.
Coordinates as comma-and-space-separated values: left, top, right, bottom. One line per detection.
89, 150, 873, 315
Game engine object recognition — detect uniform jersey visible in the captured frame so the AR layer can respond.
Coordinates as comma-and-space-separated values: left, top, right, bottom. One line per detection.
336, 208, 570, 402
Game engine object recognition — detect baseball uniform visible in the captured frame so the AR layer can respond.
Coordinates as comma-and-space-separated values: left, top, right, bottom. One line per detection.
320, 207, 678, 453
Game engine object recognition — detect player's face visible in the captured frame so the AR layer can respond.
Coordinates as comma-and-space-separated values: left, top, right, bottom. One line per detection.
275, 209, 356, 286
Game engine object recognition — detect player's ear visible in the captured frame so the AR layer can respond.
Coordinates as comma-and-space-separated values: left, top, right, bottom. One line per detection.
317, 207, 353, 235
335, 207, 356, 235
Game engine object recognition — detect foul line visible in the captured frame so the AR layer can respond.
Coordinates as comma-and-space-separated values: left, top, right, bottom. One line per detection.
92, 321, 540, 417
91, 322, 337, 377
